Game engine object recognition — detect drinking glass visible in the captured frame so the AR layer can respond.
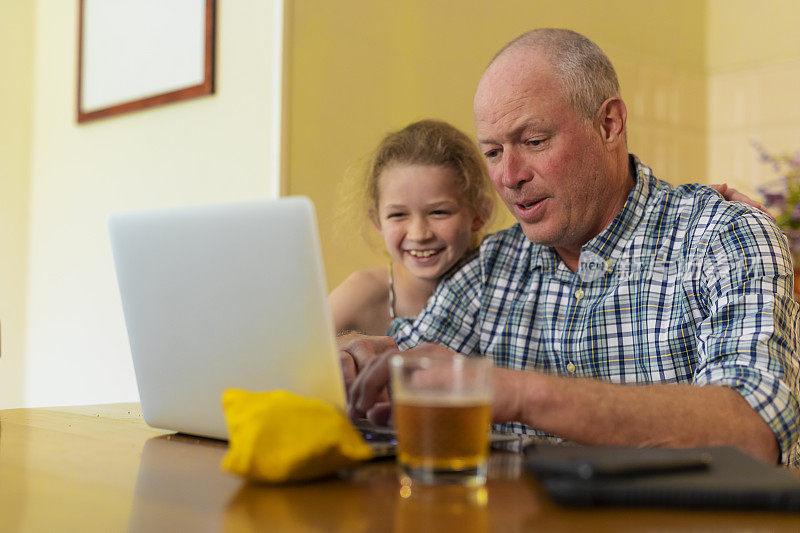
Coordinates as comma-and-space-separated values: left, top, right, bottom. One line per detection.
390, 352, 492, 486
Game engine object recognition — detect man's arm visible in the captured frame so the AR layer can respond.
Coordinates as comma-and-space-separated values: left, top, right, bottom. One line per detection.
688, 208, 800, 464
390, 230, 522, 354
349, 343, 779, 462
495, 367, 779, 463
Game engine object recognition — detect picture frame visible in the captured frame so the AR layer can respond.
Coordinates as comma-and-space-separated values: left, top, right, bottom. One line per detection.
77, 0, 216, 123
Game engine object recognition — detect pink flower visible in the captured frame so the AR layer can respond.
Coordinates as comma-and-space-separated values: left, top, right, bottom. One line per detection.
792, 203, 800, 222
760, 190, 787, 208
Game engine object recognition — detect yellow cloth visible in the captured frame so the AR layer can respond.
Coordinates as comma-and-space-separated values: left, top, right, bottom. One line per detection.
220, 389, 374, 482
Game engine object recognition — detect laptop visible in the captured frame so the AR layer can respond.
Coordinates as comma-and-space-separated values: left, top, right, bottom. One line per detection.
108, 197, 361, 441
109, 197, 521, 456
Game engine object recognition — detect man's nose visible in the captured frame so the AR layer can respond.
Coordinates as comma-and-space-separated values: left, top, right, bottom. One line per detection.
407, 216, 433, 241
500, 148, 532, 189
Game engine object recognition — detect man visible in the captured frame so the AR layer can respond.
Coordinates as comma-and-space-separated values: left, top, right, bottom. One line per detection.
342, 29, 800, 465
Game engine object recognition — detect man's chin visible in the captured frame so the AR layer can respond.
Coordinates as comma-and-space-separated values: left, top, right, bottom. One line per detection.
519, 222, 559, 247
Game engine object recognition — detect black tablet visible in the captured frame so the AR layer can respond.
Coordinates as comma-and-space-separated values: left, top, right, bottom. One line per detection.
524, 443, 800, 511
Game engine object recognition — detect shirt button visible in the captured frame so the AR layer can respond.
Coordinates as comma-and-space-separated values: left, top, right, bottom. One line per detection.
566, 362, 576, 374
575, 289, 584, 300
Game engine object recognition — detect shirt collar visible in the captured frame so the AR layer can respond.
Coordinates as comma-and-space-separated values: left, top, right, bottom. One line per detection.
528, 240, 557, 275
581, 154, 653, 267
528, 154, 655, 275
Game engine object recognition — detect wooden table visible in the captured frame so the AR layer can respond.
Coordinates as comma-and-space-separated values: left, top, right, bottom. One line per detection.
1, 404, 799, 532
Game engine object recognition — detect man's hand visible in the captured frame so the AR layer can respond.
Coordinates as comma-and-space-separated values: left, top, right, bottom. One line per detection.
348, 343, 532, 427
710, 183, 775, 220
337, 333, 398, 413
348, 342, 455, 425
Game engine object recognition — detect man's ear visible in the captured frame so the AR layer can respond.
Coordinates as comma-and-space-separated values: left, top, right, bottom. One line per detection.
596, 97, 627, 149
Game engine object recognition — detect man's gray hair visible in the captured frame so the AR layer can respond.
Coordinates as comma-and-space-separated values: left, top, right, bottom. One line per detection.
492, 28, 620, 120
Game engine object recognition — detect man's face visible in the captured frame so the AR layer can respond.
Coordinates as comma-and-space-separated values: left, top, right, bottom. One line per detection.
474, 50, 620, 255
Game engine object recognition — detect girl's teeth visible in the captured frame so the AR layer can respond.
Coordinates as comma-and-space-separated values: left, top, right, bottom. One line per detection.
409, 250, 437, 258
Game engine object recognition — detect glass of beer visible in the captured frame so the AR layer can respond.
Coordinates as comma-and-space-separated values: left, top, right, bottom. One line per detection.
390, 352, 492, 486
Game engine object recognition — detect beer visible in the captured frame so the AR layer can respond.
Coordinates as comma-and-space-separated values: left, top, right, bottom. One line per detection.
394, 396, 491, 473
390, 353, 492, 485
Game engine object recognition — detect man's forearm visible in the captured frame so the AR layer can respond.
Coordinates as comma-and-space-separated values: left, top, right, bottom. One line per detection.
497, 369, 779, 463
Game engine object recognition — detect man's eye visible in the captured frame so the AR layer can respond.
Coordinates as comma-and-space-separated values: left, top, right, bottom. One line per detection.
484, 149, 500, 159
527, 139, 544, 147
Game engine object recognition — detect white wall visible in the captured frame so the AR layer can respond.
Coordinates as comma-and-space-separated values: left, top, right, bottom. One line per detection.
0, 0, 35, 408
20, 0, 284, 407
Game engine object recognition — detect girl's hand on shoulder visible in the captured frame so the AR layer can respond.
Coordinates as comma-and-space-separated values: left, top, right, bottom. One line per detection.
710, 183, 775, 220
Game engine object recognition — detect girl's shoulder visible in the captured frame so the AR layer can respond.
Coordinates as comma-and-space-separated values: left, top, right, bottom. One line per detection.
329, 267, 391, 335
340, 267, 389, 295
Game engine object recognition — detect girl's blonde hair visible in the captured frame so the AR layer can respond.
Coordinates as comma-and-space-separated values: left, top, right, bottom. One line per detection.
364, 119, 495, 250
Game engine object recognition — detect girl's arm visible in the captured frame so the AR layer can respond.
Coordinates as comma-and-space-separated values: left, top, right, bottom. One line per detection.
329, 269, 391, 337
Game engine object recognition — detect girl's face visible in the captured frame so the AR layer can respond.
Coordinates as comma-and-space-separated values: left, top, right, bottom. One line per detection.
374, 164, 482, 282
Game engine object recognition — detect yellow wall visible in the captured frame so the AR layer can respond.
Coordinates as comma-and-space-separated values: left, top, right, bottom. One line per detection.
16, 0, 283, 408
287, 0, 708, 290
0, 0, 35, 407
706, 0, 800, 193
707, 0, 800, 69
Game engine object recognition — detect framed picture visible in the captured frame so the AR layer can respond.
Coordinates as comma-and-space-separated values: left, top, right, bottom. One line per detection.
77, 0, 216, 123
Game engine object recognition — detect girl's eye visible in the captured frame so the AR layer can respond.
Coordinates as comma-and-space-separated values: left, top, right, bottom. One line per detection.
431, 210, 451, 216
386, 213, 404, 219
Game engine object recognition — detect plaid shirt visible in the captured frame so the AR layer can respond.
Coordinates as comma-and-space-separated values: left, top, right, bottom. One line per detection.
390, 156, 800, 465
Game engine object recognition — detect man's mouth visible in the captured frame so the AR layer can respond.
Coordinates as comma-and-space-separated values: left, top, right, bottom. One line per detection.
517, 198, 545, 210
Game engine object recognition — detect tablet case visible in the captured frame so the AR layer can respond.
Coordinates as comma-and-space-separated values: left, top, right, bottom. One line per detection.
525, 443, 800, 511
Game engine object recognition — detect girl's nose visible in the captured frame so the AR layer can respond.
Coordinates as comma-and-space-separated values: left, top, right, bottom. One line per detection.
408, 217, 433, 241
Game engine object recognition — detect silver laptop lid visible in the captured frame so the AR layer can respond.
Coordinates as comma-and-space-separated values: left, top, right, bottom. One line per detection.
108, 197, 346, 439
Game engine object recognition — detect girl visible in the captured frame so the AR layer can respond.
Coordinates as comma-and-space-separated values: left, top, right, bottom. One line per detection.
330, 120, 494, 336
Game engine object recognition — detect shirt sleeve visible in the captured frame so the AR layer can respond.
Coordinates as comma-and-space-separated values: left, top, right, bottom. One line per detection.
389, 253, 486, 355
691, 210, 800, 464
